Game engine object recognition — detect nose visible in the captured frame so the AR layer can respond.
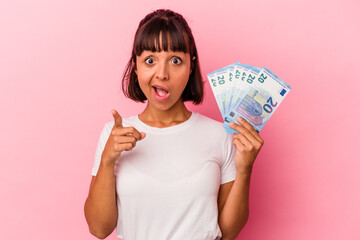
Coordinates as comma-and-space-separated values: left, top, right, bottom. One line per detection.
155, 61, 169, 81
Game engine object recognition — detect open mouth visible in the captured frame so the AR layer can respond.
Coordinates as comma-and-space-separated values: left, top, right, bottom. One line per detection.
152, 85, 170, 101
153, 86, 169, 97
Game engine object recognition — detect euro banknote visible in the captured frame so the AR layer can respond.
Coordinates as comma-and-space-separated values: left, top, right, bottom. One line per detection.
207, 63, 291, 134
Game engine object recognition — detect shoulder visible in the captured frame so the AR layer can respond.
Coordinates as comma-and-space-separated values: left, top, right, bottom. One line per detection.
195, 113, 222, 127
194, 113, 235, 165
194, 113, 227, 134
193, 113, 232, 146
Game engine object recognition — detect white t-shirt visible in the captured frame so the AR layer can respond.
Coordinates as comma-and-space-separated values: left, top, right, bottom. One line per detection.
91, 112, 237, 240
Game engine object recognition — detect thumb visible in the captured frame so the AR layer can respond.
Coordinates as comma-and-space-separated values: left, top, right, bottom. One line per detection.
111, 109, 123, 128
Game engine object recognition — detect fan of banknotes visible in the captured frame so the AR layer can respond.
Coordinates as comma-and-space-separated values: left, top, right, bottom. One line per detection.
207, 62, 291, 134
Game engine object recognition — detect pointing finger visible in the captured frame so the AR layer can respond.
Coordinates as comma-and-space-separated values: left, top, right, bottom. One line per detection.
112, 109, 123, 128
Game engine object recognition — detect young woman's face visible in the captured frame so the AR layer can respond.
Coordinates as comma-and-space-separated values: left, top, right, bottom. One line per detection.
135, 50, 192, 111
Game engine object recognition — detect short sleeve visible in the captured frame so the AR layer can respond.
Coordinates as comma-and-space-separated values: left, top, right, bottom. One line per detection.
91, 123, 113, 176
220, 133, 237, 184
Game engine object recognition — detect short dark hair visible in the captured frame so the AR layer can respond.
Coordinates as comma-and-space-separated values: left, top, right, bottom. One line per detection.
122, 9, 204, 105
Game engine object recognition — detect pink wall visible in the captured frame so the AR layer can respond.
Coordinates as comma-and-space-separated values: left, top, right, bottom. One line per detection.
1, 0, 359, 239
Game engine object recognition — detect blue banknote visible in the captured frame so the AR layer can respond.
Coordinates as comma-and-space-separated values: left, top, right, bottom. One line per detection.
223, 67, 291, 133
207, 64, 291, 133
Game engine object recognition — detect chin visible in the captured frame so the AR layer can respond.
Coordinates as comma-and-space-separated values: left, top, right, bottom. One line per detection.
149, 99, 179, 111
154, 103, 175, 111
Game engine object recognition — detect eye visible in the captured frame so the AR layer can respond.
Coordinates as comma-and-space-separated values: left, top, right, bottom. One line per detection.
145, 58, 154, 64
171, 57, 182, 65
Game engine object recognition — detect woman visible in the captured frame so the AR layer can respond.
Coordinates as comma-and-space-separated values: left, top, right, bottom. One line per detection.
84, 9, 263, 240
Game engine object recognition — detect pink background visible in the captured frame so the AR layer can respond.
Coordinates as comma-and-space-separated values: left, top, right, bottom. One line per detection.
1, 0, 359, 239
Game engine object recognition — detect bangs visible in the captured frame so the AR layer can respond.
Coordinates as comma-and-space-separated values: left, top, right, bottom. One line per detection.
134, 18, 189, 55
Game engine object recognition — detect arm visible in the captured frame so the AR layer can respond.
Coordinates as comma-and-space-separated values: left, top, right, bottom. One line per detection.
84, 162, 118, 239
84, 109, 145, 239
218, 170, 252, 240
218, 117, 264, 240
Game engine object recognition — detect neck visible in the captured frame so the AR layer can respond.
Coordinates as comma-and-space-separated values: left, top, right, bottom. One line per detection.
138, 100, 191, 128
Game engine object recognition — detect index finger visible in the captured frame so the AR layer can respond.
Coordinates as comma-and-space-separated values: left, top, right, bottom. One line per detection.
112, 109, 123, 128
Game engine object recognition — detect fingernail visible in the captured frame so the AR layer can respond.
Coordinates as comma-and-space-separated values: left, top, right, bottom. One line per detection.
229, 122, 234, 126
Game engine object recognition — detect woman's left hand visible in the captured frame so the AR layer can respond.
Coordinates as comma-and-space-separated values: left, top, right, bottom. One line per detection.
229, 117, 264, 173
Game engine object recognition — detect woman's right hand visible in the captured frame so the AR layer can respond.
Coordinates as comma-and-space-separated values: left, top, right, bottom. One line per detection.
101, 109, 146, 166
